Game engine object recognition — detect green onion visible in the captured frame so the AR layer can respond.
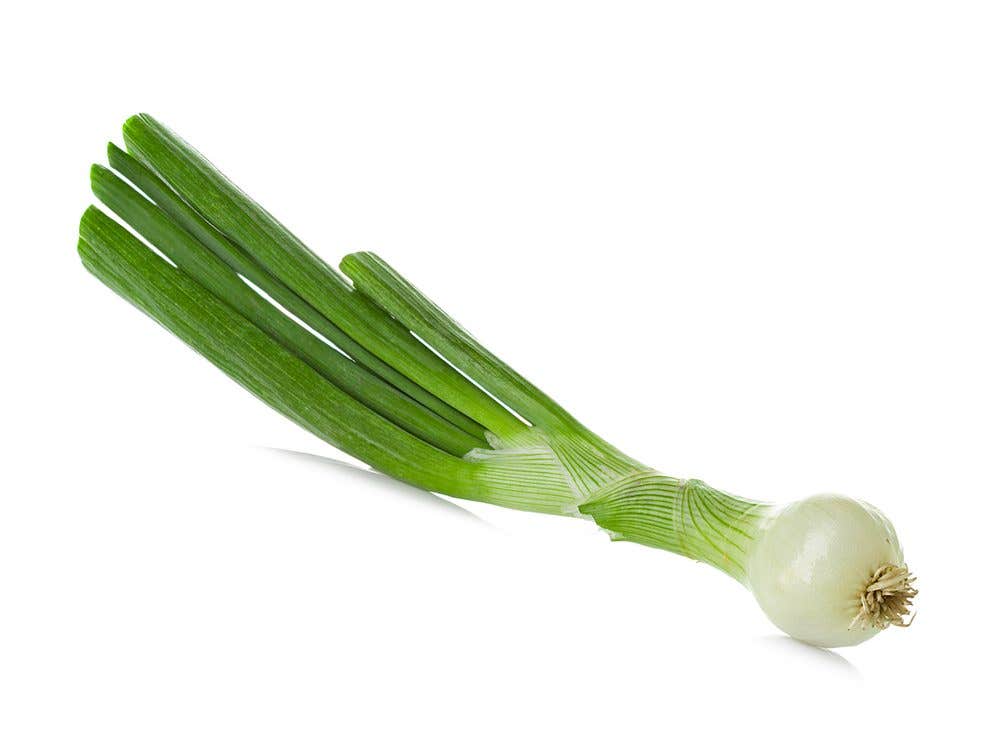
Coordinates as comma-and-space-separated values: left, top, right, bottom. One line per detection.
79, 114, 917, 648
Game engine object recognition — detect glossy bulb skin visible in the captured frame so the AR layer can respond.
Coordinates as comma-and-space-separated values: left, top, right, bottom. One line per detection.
746, 494, 904, 648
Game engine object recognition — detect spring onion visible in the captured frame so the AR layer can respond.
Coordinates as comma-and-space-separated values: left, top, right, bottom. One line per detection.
79, 114, 916, 648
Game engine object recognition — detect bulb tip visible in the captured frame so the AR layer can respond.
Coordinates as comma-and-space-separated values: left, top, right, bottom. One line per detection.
850, 563, 918, 632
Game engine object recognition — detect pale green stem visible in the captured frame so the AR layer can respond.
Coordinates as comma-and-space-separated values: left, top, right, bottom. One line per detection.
579, 472, 772, 582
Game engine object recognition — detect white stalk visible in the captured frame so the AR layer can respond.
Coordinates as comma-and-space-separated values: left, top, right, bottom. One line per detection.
582, 476, 916, 648
746, 494, 916, 647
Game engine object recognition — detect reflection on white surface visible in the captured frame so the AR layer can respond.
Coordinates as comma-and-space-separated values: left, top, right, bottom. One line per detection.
258, 446, 491, 526
754, 635, 861, 680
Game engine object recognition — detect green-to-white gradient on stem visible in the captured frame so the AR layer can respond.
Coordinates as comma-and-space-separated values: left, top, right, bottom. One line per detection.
78, 114, 916, 649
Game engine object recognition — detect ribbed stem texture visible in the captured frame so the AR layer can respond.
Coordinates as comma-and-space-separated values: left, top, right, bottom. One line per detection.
580, 472, 771, 581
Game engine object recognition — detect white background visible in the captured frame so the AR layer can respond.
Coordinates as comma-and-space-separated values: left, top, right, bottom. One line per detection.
2, 2, 998, 750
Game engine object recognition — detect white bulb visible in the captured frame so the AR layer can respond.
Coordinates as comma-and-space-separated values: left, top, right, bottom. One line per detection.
746, 493, 907, 648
